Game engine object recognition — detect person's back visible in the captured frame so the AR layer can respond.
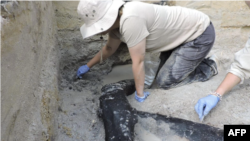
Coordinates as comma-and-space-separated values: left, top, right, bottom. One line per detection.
114, 2, 210, 53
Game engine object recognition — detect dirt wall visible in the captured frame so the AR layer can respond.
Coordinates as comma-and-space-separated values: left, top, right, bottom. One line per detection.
1, 1, 58, 141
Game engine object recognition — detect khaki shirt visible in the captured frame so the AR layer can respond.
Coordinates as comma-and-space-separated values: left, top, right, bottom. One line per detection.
110, 1, 210, 53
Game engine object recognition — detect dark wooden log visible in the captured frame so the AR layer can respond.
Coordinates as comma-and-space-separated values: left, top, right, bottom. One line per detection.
99, 80, 137, 141
99, 79, 223, 141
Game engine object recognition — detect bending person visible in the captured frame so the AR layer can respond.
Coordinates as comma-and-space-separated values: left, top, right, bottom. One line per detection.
195, 0, 250, 121
77, 0, 217, 102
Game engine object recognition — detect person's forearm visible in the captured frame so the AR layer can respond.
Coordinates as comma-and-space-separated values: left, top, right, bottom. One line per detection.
245, 0, 250, 8
87, 45, 114, 68
215, 73, 241, 96
132, 61, 145, 97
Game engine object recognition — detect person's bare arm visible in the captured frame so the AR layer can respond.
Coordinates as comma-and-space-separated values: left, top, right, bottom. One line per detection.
215, 0, 250, 95
245, 0, 250, 8
128, 39, 146, 97
215, 73, 241, 96
87, 36, 121, 68
195, 0, 249, 120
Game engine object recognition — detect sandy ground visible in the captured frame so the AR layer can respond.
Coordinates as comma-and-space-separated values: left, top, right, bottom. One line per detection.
2, 1, 249, 140
56, 89, 105, 141
104, 62, 250, 139
128, 69, 250, 129
103, 61, 250, 129
53, 1, 250, 139
56, 57, 249, 140
134, 116, 191, 141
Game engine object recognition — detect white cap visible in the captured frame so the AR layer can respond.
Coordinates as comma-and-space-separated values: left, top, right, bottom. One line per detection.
77, 0, 125, 39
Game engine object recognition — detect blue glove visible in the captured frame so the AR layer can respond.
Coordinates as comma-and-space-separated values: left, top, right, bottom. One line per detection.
77, 65, 90, 78
135, 91, 150, 102
195, 95, 220, 121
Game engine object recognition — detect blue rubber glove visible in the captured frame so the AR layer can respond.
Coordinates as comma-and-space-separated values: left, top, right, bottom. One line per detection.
195, 95, 220, 121
135, 91, 150, 102
77, 65, 90, 78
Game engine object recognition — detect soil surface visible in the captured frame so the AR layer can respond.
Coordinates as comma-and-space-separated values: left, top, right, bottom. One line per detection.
56, 52, 250, 140
54, 1, 250, 140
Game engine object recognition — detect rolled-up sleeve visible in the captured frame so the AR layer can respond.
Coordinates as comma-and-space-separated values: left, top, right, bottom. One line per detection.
229, 35, 250, 84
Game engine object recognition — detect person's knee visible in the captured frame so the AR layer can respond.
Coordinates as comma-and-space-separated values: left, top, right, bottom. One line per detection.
156, 75, 166, 87
156, 71, 183, 88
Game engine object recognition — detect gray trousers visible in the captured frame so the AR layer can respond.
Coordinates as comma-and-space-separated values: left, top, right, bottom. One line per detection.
156, 22, 217, 89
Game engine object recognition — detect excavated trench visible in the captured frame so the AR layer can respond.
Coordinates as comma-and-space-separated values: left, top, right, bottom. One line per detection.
56, 41, 133, 140
3, 1, 250, 141
55, 1, 223, 138
56, 39, 224, 141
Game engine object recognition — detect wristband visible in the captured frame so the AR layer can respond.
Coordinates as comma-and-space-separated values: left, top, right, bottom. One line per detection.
210, 92, 222, 101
